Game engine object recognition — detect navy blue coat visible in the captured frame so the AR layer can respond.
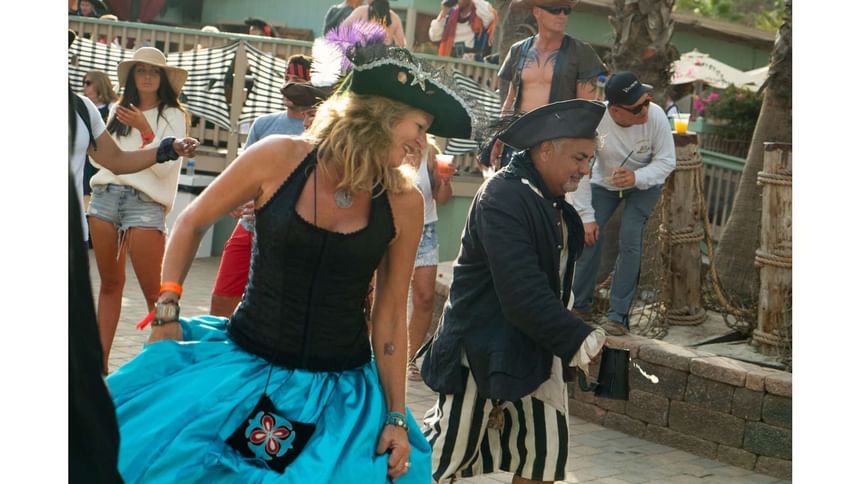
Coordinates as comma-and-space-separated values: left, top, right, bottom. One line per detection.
421, 155, 596, 401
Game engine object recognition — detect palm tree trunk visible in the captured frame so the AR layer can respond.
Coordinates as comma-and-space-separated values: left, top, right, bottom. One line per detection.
609, 0, 677, 96
714, 0, 792, 302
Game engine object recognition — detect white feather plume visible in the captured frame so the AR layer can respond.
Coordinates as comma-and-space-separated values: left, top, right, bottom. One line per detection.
310, 38, 345, 88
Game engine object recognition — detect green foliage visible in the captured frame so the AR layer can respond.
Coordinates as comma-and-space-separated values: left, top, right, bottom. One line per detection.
700, 85, 763, 140
675, 0, 785, 32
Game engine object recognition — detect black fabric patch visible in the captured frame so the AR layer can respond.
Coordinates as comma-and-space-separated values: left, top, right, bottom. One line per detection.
225, 394, 316, 473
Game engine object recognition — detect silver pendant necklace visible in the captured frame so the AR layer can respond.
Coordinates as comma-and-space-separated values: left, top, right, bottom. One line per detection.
334, 188, 353, 209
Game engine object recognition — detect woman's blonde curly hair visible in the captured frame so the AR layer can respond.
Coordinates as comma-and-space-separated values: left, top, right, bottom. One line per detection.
304, 92, 420, 195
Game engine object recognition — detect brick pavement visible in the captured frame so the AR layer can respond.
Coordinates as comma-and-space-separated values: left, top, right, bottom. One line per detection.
90, 253, 789, 484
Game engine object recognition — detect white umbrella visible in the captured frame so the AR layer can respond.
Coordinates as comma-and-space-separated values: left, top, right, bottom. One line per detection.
671, 49, 755, 89
744, 65, 769, 91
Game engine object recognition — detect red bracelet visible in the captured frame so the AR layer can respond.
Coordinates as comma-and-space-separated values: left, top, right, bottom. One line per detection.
140, 131, 155, 148
159, 282, 183, 297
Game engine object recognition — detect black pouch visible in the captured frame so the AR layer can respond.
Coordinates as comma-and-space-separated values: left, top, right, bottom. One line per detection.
225, 394, 316, 473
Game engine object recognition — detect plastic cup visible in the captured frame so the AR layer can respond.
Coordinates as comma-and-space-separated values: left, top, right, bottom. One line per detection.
436, 154, 456, 178
674, 113, 691, 134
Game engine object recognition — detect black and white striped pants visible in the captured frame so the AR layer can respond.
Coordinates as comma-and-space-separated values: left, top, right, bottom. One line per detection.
423, 368, 569, 482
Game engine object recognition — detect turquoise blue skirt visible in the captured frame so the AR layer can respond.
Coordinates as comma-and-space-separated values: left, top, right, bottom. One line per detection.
107, 316, 431, 483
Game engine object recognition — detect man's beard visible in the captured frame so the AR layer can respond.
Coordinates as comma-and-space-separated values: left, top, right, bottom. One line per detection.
563, 177, 581, 193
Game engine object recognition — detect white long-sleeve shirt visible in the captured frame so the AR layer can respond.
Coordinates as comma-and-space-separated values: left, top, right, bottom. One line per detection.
428, 0, 494, 48
90, 105, 187, 213
568, 102, 676, 223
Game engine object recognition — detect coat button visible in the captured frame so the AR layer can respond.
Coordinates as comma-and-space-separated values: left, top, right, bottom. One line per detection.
557, 245, 562, 249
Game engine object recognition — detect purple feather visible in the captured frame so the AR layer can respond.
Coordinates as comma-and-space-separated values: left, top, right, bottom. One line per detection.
323, 20, 387, 71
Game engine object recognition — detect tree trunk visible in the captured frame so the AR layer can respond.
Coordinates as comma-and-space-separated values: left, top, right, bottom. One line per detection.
609, 0, 677, 97
713, 0, 792, 302
753, 143, 792, 353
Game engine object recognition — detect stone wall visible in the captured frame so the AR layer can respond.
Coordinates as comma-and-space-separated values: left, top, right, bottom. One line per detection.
570, 334, 791, 480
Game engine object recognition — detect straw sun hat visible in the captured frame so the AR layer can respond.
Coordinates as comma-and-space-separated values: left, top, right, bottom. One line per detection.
117, 47, 188, 94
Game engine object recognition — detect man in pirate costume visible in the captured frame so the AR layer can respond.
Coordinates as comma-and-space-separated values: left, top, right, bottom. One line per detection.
490, 0, 607, 168
421, 100, 608, 483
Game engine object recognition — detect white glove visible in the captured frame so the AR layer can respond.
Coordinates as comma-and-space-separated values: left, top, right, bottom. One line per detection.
569, 328, 606, 376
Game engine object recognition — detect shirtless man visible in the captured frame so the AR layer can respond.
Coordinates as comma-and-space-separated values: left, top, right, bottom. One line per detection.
491, 0, 607, 167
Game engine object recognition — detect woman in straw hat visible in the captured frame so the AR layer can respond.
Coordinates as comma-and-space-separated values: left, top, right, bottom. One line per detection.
105, 28, 472, 482
87, 47, 189, 372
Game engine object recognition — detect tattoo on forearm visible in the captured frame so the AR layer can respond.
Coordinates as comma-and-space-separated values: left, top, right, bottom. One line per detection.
384, 343, 395, 355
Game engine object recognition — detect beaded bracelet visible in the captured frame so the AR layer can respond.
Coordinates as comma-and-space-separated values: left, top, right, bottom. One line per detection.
385, 411, 408, 431
155, 137, 179, 164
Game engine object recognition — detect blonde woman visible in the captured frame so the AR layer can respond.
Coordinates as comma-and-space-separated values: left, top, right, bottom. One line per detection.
82, 69, 118, 121
106, 45, 471, 482
81, 69, 119, 204
87, 47, 188, 370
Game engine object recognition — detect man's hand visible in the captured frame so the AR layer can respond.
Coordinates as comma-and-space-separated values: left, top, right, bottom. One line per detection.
376, 425, 411, 481
583, 222, 599, 247
608, 167, 636, 189
570, 327, 606, 376
490, 138, 504, 168
173, 137, 199, 158
439, 0, 451, 16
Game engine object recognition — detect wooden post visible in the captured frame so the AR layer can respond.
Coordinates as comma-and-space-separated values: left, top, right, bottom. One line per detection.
662, 133, 706, 325
753, 143, 792, 353
226, 41, 248, 167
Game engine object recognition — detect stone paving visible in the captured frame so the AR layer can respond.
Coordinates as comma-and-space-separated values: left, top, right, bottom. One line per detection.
91, 253, 789, 483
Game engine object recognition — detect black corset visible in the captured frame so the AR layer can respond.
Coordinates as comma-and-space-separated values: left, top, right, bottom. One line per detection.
227, 151, 395, 371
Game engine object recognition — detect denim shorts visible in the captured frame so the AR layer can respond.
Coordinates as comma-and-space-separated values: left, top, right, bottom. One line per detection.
415, 222, 439, 268
87, 183, 167, 233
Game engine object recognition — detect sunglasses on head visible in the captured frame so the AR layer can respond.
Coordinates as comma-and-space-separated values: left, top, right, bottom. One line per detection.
83, 80, 93, 86
615, 97, 651, 115
538, 5, 572, 15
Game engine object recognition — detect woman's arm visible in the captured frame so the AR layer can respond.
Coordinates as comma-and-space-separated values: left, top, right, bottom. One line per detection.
370, 187, 423, 479
390, 11, 406, 47
87, 131, 198, 174
150, 137, 312, 341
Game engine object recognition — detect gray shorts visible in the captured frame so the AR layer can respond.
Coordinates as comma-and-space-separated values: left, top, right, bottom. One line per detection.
87, 183, 167, 233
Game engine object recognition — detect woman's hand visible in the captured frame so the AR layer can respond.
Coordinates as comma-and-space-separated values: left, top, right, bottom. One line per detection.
376, 425, 411, 481
147, 322, 183, 344
116, 104, 153, 135
174, 137, 199, 158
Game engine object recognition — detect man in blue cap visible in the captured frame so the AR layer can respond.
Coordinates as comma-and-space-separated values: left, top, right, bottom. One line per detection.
421, 99, 608, 484
568, 71, 677, 335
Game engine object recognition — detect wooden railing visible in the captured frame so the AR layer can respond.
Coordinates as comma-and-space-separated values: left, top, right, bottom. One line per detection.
700, 148, 745, 241
69, 17, 499, 172
69, 17, 745, 239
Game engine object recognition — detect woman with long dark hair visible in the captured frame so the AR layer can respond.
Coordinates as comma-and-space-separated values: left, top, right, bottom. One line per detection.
87, 47, 189, 372
343, 0, 406, 47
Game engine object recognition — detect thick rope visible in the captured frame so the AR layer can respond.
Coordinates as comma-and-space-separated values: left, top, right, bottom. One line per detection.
757, 171, 792, 187
754, 249, 792, 269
